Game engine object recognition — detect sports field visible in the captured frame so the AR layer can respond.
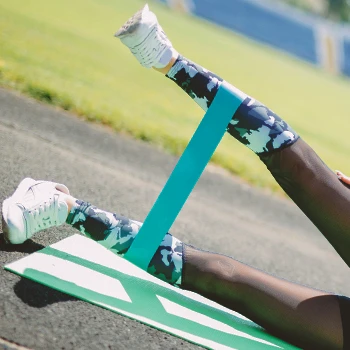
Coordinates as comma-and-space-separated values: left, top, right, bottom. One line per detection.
1, 0, 350, 191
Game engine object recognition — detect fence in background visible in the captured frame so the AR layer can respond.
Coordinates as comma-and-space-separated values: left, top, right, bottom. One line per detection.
159, 0, 350, 77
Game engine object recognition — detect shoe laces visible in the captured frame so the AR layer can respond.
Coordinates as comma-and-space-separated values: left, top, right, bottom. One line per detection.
25, 194, 59, 235
131, 26, 170, 68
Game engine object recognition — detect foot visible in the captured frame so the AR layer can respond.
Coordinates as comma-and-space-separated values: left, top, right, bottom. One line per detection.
2, 178, 70, 244
115, 3, 177, 68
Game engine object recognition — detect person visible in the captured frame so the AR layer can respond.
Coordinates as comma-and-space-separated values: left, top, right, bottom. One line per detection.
2, 4, 350, 349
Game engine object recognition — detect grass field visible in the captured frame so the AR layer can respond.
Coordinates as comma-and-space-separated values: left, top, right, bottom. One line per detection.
1, 0, 350, 192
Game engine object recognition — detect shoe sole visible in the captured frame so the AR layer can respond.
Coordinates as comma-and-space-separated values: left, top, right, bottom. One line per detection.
115, 8, 144, 37
2, 178, 36, 244
115, 4, 158, 39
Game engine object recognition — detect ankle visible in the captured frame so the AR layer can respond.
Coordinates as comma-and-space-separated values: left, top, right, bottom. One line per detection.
62, 195, 77, 216
154, 50, 179, 74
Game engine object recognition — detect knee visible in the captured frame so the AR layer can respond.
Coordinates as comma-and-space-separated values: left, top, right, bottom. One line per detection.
261, 139, 327, 187
182, 245, 240, 295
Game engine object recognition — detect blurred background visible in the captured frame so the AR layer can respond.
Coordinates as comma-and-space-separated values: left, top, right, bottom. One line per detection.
162, 0, 350, 76
1, 0, 350, 192
3, 3, 350, 349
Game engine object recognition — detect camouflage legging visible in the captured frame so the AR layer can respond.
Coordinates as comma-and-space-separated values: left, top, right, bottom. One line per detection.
166, 55, 350, 269
165, 55, 350, 348
66, 55, 350, 349
166, 56, 299, 154
67, 200, 183, 285
67, 55, 350, 287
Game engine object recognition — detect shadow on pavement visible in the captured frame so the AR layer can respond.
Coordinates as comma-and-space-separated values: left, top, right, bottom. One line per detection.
0, 234, 77, 307
0, 235, 44, 254
14, 278, 76, 308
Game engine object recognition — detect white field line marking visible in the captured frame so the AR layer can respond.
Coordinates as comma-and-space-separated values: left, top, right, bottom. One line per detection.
51, 235, 166, 283
98, 302, 237, 350
51, 235, 253, 323
6, 253, 131, 303
157, 296, 281, 348
5, 236, 287, 349
179, 289, 251, 322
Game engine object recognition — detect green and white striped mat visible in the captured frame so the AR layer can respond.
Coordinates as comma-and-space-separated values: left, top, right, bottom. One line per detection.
5, 234, 298, 350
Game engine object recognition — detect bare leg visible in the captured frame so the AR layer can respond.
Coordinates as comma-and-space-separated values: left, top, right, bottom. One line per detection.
112, 7, 349, 346
153, 53, 350, 268
260, 139, 350, 266
2, 180, 348, 348
117, 8, 350, 264
63, 198, 345, 349
183, 245, 343, 350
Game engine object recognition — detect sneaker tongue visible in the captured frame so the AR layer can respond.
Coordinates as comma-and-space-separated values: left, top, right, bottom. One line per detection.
56, 183, 70, 195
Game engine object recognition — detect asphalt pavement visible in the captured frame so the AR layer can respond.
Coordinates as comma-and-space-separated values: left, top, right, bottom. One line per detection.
0, 88, 349, 350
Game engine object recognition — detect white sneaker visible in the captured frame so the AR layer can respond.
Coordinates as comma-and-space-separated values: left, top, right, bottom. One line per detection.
115, 4, 177, 68
2, 178, 70, 244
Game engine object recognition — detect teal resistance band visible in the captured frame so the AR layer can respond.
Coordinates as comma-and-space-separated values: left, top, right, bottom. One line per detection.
125, 81, 246, 270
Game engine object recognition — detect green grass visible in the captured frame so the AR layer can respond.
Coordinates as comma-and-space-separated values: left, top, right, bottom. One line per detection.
1, 0, 350, 192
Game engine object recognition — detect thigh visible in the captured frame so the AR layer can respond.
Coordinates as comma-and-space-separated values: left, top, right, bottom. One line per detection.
338, 296, 350, 349
260, 138, 350, 267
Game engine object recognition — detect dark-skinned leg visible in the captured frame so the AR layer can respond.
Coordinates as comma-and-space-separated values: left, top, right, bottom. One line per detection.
182, 245, 344, 350
65, 199, 346, 349
161, 56, 350, 348
260, 140, 350, 267
165, 55, 350, 268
